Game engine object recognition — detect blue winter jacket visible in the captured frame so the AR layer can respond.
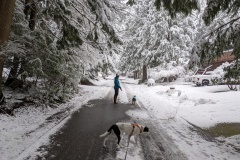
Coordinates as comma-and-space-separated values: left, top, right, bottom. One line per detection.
114, 77, 121, 89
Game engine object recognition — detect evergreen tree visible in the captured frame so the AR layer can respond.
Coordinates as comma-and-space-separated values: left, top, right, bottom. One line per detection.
192, 0, 240, 87
152, 0, 239, 85
154, 0, 198, 17
120, 0, 199, 75
1, 0, 125, 106
0, 0, 16, 104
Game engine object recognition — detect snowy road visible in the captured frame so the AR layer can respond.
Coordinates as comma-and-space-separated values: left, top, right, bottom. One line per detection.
18, 80, 187, 160
122, 83, 188, 160
29, 89, 133, 160
3, 78, 239, 160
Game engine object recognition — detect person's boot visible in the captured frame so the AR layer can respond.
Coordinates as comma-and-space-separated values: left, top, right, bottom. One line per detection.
114, 96, 118, 104
114, 95, 116, 104
115, 96, 118, 104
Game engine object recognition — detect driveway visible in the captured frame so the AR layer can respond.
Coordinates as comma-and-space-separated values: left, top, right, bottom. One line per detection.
29, 83, 187, 160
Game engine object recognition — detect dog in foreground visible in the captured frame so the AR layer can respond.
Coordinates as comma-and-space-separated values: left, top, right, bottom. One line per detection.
100, 122, 149, 147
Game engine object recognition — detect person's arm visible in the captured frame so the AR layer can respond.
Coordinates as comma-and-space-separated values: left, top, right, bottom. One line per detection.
117, 79, 122, 90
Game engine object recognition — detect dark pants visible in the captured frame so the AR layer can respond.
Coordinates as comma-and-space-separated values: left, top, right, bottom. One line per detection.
114, 88, 119, 104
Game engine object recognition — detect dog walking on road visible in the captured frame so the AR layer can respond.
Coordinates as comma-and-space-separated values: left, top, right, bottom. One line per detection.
132, 95, 136, 106
100, 122, 149, 147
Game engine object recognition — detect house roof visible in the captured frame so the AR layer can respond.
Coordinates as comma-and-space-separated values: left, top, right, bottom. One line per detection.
205, 60, 233, 72
195, 50, 235, 75
214, 50, 235, 62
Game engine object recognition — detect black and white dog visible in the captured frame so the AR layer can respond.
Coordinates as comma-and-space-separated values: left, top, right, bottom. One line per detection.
100, 122, 149, 147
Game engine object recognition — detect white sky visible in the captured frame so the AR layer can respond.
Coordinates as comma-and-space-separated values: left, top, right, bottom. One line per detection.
0, 76, 240, 160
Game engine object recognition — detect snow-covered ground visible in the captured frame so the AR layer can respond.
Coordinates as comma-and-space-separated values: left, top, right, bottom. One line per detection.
120, 77, 240, 160
0, 83, 111, 160
0, 76, 240, 160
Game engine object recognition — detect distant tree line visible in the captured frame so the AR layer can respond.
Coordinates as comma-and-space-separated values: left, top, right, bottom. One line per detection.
123, 0, 239, 85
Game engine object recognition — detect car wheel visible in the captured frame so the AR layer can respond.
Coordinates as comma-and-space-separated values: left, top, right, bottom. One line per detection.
202, 80, 209, 86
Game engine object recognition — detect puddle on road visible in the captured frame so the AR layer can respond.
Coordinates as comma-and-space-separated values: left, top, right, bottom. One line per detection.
204, 123, 240, 137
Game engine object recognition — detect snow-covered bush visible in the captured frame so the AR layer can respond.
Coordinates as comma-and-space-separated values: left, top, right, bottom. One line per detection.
147, 78, 155, 86
212, 62, 233, 78
223, 60, 240, 90
149, 64, 186, 83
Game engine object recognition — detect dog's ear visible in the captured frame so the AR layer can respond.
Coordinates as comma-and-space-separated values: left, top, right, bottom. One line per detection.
143, 127, 149, 132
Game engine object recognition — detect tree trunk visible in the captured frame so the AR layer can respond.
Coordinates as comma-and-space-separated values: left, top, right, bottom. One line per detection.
134, 71, 137, 79
0, 0, 16, 104
142, 65, 147, 83
24, 0, 32, 19
5, 57, 20, 86
0, 0, 16, 44
23, 0, 37, 30
29, 1, 38, 30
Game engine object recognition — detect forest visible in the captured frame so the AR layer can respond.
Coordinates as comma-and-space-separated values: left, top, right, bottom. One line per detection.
0, 0, 239, 113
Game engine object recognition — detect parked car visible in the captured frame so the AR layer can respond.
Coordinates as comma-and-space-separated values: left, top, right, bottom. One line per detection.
192, 71, 221, 86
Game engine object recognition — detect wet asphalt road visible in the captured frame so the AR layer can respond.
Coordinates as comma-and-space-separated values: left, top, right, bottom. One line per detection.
32, 83, 188, 160
36, 90, 132, 160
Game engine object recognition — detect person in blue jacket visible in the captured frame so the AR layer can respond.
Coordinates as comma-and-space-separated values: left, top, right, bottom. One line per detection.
114, 74, 122, 104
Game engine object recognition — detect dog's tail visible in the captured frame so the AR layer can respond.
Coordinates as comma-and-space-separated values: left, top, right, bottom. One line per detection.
100, 124, 116, 137
100, 131, 109, 137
